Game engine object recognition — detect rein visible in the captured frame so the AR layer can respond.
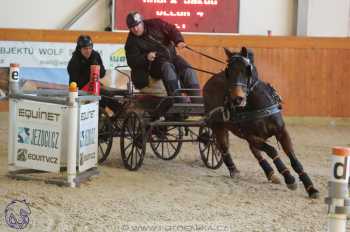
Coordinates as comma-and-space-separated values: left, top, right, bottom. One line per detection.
118, 46, 227, 76
184, 46, 227, 75
185, 45, 227, 75
115, 65, 131, 78
185, 65, 217, 75
185, 46, 227, 65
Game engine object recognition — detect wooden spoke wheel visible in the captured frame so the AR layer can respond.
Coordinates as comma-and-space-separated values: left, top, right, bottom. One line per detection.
98, 107, 113, 164
198, 126, 223, 169
120, 112, 146, 170
150, 126, 183, 160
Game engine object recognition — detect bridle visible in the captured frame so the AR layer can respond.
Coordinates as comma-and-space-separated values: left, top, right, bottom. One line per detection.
225, 54, 257, 96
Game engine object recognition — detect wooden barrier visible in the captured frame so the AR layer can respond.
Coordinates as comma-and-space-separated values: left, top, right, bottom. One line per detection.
1, 28, 350, 117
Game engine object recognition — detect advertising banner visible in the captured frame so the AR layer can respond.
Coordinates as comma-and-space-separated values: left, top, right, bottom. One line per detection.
78, 101, 99, 172
0, 41, 127, 94
14, 100, 66, 172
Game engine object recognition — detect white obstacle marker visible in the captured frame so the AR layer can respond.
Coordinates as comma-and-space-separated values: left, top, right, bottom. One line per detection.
8, 64, 20, 172
325, 146, 350, 232
66, 82, 78, 187
7, 64, 100, 187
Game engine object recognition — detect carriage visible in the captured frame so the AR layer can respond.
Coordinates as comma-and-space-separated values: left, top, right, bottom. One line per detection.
97, 67, 223, 171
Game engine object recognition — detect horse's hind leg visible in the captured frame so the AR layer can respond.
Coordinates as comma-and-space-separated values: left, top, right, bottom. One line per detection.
249, 145, 280, 184
212, 125, 239, 178
250, 138, 297, 190
277, 127, 319, 199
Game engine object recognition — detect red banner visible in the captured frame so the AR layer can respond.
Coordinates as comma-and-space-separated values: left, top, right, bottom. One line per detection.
114, 0, 239, 33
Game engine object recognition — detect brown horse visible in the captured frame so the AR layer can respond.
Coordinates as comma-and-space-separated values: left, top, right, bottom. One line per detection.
203, 47, 319, 199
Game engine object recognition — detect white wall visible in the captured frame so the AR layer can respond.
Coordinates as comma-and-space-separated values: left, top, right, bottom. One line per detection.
349, 2, 350, 36
298, 0, 350, 37
0, 0, 110, 31
239, 0, 296, 36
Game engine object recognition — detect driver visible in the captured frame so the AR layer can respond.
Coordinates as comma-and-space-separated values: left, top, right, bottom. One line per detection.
124, 11, 201, 103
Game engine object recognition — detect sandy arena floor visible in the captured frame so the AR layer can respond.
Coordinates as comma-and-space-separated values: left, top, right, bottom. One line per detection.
0, 112, 350, 231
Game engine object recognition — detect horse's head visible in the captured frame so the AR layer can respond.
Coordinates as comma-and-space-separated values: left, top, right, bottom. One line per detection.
224, 47, 256, 107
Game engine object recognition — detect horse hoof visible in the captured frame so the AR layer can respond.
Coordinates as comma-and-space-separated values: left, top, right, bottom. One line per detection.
287, 183, 298, 191
269, 174, 281, 184
229, 169, 240, 178
308, 187, 320, 199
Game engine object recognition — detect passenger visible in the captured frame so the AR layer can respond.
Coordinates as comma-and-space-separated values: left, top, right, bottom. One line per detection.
67, 35, 106, 90
124, 11, 201, 103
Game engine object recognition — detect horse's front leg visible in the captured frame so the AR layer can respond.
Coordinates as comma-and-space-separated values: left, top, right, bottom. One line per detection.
277, 126, 319, 199
249, 145, 280, 184
212, 124, 239, 178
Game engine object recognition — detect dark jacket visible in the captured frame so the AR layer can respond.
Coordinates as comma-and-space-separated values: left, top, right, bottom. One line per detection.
125, 18, 184, 89
67, 49, 106, 89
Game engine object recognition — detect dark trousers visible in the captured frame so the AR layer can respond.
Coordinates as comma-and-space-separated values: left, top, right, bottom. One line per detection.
150, 56, 201, 101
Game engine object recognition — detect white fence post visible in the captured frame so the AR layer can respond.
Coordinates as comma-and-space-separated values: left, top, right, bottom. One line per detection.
66, 82, 78, 187
8, 63, 20, 172
326, 146, 350, 232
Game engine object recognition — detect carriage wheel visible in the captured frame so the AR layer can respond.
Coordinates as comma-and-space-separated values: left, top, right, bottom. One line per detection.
114, 118, 124, 136
111, 109, 126, 137
98, 107, 113, 164
120, 112, 146, 171
150, 126, 183, 160
198, 126, 223, 169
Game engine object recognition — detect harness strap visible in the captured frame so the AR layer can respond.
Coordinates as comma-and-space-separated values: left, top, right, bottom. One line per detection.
206, 103, 281, 124
249, 79, 260, 92
230, 104, 281, 123
206, 106, 230, 122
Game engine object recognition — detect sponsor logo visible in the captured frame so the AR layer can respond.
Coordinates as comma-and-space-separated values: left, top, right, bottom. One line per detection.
80, 152, 96, 166
5, 199, 31, 229
31, 128, 59, 149
18, 108, 60, 122
16, 148, 58, 164
27, 153, 58, 164
110, 48, 127, 66
80, 128, 96, 147
80, 110, 96, 121
17, 127, 59, 149
17, 127, 31, 144
17, 127, 60, 149
17, 149, 27, 162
